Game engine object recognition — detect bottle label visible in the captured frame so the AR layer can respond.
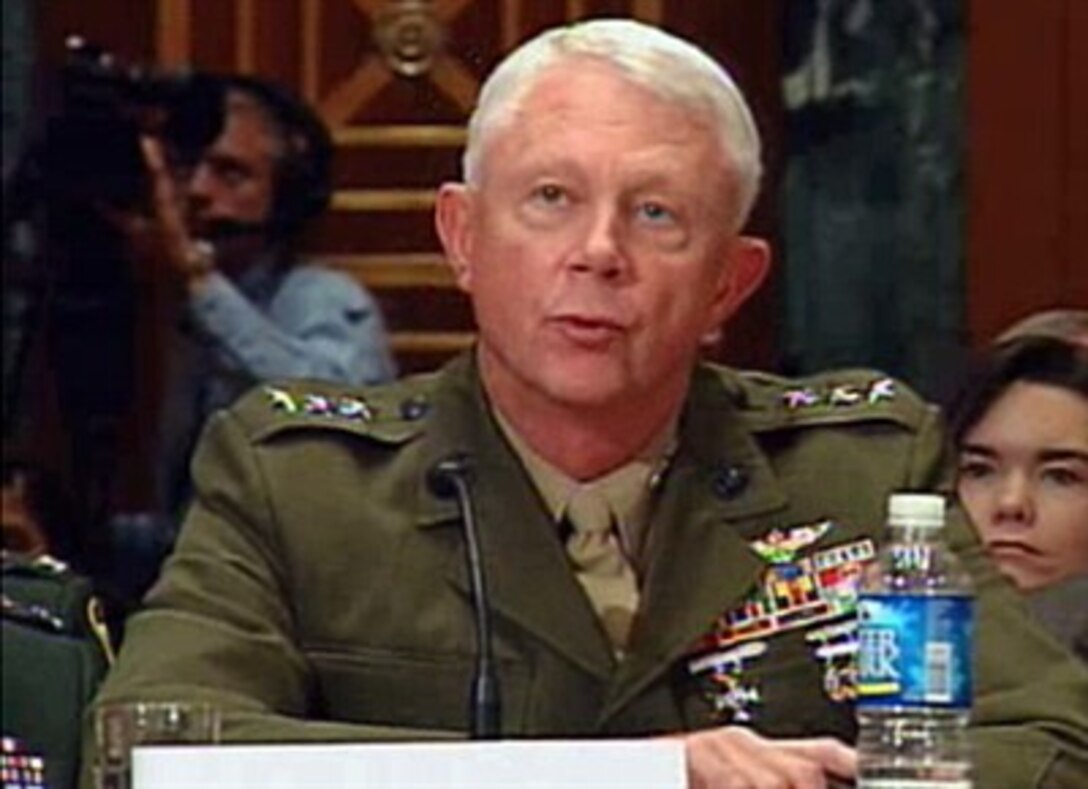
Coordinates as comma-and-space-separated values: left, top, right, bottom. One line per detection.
856, 593, 973, 708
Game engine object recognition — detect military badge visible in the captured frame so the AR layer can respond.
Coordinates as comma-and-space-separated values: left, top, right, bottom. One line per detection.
0, 737, 46, 789
806, 619, 860, 702
696, 533, 873, 653
867, 377, 896, 403
265, 386, 299, 413
828, 385, 864, 407
302, 394, 334, 415
687, 641, 767, 723
687, 531, 876, 718
335, 396, 373, 421
749, 520, 832, 563
782, 387, 820, 409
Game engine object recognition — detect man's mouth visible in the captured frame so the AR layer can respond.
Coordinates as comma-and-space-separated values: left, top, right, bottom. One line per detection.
550, 314, 627, 347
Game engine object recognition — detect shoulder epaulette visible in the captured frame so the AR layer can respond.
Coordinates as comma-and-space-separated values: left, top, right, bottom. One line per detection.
229, 372, 441, 446
718, 367, 932, 433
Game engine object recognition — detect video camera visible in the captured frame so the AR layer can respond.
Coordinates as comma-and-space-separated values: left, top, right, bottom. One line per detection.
0, 40, 227, 522
7, 36, 225, 220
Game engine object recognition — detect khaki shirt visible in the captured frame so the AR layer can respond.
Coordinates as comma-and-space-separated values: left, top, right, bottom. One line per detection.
84, 354, 1088, 788
493, 407, 675, 572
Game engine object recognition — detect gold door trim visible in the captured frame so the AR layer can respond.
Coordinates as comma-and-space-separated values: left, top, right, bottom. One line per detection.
156, 0, 192, 67
236, 0, 258, 72
392, 331, 476, 355
332, 189, 437, 212
334, 125, 467, 147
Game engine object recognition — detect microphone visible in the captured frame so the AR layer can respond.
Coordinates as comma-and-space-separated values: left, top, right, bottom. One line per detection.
426, 453, 502, 739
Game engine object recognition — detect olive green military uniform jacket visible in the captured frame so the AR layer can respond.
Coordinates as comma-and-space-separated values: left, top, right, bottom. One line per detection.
85, 355, 1088, 786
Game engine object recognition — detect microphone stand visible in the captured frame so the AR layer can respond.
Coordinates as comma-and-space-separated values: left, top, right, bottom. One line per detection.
427, 454, 502, 739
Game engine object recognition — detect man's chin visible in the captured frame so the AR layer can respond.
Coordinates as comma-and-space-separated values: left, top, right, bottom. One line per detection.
533, 362, 643, 412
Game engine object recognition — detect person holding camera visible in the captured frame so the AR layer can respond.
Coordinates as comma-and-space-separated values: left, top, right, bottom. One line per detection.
131, 76, 396, 521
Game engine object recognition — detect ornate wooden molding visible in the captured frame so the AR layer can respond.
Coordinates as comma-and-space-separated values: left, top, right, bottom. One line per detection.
331, 189, 437, 211
156, 0, 192, 66
391, 331, 475, 355
321, 253, 454, 288
334, 124, 466, 146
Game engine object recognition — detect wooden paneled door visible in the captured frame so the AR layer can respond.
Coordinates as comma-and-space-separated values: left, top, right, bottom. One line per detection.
145, 0, 784, 373
967, 0, 1088, 343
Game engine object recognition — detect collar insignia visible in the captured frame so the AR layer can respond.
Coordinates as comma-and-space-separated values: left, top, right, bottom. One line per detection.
265, 387, 373, 422
781, 377, 897, 410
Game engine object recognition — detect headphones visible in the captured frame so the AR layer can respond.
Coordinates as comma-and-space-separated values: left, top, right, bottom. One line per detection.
219, 75, 334, 238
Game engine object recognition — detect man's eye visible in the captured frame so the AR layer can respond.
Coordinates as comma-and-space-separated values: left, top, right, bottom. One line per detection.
636, 201, 676, 224
210, 161, 249, 186
531, 183, 567, 205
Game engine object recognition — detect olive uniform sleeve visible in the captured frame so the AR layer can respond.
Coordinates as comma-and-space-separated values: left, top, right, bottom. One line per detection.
909, 405, 1088, 786
79, 406, 453, 789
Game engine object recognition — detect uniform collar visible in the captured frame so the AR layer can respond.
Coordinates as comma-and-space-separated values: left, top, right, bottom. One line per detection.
411, 356, 793, 691
490, 406, 676, 562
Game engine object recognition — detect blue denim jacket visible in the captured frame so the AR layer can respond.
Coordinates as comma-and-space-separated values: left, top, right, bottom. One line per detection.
158, 258, 396, 515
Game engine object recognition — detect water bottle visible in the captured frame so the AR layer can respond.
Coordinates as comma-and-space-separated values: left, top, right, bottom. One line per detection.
856, 493, 974, 788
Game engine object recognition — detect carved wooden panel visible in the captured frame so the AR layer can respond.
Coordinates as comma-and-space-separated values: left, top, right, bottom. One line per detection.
146, 0, 783, 373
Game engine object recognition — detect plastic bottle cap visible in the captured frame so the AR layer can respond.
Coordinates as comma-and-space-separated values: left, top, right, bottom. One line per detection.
887, 492, 945, 529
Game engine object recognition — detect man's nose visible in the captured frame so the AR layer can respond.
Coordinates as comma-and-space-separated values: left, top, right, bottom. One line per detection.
993, 473, 1035, 525
570, 207, 626, 279
186, 162, 214, 204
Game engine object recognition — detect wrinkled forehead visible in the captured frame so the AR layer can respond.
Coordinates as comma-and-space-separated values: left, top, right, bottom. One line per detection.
510, 57, 714, 128
485, 57, 730, 167
473, 60, 738, 218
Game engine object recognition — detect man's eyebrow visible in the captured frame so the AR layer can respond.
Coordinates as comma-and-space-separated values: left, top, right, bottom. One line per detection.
960, 444, 996, 458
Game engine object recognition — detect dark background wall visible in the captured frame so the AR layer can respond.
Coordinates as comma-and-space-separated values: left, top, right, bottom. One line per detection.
780, 0, 965, 399
967, 0, 1088, 344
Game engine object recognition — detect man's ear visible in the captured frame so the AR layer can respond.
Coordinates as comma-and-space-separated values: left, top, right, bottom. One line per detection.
435, 183, 475, 292
708, 235, 771, 328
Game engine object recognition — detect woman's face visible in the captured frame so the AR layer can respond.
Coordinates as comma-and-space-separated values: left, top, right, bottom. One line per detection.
957, 381, 1088, 590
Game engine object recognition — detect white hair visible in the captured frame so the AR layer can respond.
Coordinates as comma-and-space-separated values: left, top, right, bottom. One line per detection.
462, 18, 763, 232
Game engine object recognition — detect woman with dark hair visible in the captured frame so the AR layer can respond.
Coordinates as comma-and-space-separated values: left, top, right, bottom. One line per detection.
948, 311, 1088, 657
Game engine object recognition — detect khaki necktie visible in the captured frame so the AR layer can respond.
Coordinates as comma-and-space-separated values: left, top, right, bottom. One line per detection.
564, 487, 640, 655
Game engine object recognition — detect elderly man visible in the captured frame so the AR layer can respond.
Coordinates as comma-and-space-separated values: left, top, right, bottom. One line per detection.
86, 20, 1087, 788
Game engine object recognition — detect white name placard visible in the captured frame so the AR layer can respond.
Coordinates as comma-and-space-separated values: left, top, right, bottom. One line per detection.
133, 739, 686, 788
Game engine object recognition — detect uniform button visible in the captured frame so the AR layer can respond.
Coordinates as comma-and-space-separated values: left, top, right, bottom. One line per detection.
399, 395, 430, 421
712, 464, 749, 500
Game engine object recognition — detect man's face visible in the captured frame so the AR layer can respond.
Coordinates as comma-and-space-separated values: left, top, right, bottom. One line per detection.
437, 59, 767, 418
186, 102, 280, 239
